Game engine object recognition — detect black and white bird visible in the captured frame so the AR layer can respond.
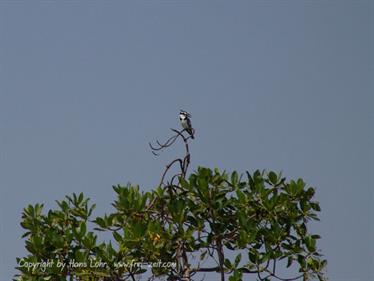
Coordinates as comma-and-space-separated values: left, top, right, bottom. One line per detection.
179, 110, 194, 139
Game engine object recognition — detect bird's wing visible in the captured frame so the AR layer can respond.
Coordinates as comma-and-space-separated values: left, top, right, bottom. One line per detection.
187, 118, 192, 128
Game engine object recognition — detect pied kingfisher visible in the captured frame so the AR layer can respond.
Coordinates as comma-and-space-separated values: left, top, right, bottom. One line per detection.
179, 110, 194, 139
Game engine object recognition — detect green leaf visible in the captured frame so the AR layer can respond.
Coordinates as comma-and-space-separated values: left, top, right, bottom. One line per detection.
304, 236, 316, 252
297, 254, 306, 267
236, 189, 245, 203
305, 187, 315, 199
80, 222, 87, 237
234, 253, 242, 267
94, 217, 106, 229
113, 231, 122, 243
248, 250, 258, 263
179, 177, 190, 190
268, 171, 278, 184
231, 171, 239, 185
311, 202, 321, 211
88, 203, 96, 217
224, 258, 232, 269
78, 192, 84, 204
197, 177, 208, 190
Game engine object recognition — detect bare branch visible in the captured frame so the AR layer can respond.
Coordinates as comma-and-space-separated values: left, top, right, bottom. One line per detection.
159, 158, 184, 187
149, 128, 192, 187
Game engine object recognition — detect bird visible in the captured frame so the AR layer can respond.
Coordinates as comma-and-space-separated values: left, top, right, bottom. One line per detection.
179, 110, 194, 139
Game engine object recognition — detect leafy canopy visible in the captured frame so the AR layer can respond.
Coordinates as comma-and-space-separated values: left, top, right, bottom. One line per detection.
17, 167, 326, 281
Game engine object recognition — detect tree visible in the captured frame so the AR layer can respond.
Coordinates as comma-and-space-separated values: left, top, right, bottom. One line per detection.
16, 129, 327, 281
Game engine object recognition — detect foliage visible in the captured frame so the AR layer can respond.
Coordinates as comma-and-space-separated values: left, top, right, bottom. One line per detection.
16, 168, 326, 281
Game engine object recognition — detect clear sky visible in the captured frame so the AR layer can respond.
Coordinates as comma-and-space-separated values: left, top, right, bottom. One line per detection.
0, 1, 372, 280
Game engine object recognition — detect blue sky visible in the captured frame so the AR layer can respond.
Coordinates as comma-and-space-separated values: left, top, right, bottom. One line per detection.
0, 1, 372, 280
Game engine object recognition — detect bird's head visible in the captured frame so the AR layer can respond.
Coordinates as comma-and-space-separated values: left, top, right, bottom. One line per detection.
179, 110, 191, 119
